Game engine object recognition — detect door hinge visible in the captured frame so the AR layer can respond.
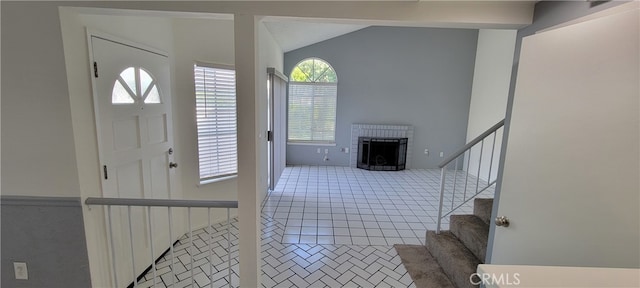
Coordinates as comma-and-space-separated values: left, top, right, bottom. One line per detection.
103, 165, 108, 180
267, 130, 273, 142
93, 62, 99, 78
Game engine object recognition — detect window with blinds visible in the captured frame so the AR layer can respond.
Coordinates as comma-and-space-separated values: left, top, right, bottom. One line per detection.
288, 58, 338, 143
194, 64, 237, 182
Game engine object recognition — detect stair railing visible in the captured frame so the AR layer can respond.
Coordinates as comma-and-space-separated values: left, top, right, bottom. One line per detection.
436, 119, 505, 233
85, 197, 238, 288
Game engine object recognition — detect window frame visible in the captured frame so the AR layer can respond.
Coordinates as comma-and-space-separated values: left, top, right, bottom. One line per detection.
287, 58, 338, 145
193, 62, 238, 184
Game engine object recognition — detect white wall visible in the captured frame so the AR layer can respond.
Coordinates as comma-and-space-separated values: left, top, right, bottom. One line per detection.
2, 3, 81, 197
465, 29, 516, 182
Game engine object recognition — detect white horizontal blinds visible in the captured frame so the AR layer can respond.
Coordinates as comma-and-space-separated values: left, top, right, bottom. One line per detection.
288, 57, 338, 143
288, 82, 337, 142
194, 64, 237, 181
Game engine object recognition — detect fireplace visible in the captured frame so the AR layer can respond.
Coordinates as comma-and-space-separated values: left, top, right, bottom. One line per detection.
357, 137, 408, 171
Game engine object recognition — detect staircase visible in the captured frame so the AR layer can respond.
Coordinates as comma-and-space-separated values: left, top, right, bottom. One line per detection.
398, 121, 503, 287
416, 198, 493, 288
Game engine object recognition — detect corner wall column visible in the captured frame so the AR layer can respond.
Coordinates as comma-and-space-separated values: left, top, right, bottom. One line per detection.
234, 13, 261, 287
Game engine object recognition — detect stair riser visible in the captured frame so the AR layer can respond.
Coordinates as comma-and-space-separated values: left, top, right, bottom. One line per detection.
450, 215, 489, 262
426, 231, 480, 288
394, 245, 456, 288
473, 198, 494, 225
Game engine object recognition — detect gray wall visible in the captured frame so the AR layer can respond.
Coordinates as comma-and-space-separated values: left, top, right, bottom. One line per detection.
487, 0, 628, 263
284, 26, 478, 168
1, 197, 92, 288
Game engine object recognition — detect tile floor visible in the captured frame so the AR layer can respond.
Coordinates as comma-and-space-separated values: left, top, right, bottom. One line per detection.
139, 166, 493, 287
262, 166, 494, 246
139, 216, 415, 288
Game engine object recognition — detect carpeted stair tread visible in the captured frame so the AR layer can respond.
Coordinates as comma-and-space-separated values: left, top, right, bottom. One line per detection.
473, 198, 493, 225
394, 244, 455, 288
450, 214, 489, 262
426, 230, 481, 288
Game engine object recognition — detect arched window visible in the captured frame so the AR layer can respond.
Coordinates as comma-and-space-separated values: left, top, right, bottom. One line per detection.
288, 58, 338, 143
112, 67, 161, 104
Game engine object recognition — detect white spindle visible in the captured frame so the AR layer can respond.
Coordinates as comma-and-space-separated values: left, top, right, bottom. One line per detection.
451, 159, 459, 210
227, 208, 232, 288
488, 130, 498, 183
209, 208, 214, 288
168, 207, 175, 287
475, 139, 484, 195
463, 149, 471, 202
107, 206, 118, 287
127, 206, 137, 287
189, 207, 194, 287
146, 207, 157, 287
436, 168, 446, 234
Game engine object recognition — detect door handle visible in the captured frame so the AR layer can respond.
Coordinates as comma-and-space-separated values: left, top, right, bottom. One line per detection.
495, 216, 510, 227
169, 162, 178, 169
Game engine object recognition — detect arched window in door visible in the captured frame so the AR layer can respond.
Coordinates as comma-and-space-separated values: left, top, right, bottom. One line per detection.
111, 67, 161, 104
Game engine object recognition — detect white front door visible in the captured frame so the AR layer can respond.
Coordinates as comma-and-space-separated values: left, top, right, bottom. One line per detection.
489, 5, 639, 268
90, 34, 175, 284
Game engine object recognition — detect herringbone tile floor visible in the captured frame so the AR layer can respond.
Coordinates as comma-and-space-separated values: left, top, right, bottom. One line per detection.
138, 216, 415, 287
138, 166, 493, 287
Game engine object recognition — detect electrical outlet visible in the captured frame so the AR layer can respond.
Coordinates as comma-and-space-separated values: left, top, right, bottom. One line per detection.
424, 149, 429, 155
316, 148, 321, 154
14, 262, 28, 280
344, 147, 349, 153
324, 148, 329, 154
439, 152, 444, 157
